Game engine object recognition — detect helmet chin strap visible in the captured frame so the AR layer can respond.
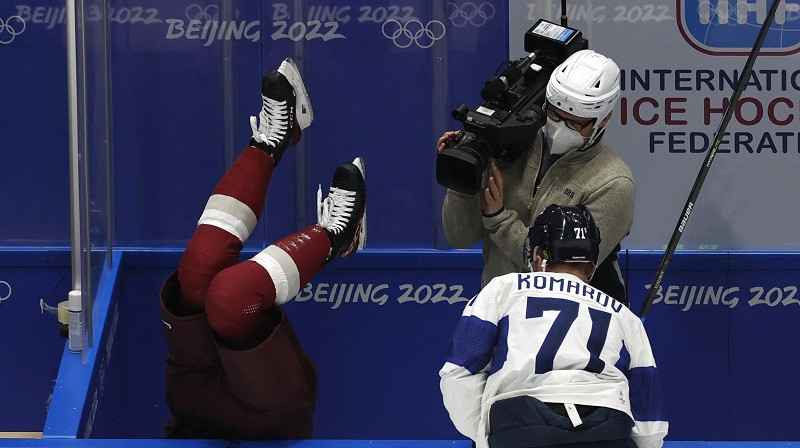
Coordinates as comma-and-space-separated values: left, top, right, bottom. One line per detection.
579, 126, 605, 151
589, 126, 602, 145
587, 263, 598, 282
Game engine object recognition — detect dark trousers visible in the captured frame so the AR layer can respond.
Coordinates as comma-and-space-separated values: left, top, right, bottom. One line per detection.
488, 396, 636, 448
161, 272, 317, 440
590, 245, 628, 307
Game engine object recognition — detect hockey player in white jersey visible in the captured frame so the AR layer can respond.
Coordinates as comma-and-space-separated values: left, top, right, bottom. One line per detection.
439, 204, 667, 448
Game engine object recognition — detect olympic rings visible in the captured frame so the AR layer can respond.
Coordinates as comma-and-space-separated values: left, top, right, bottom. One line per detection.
447, 2, 495, 27
0, 281, 10, 302
382, 19, 446, 49
185, 4, 219, 21
0, 16, 26, 45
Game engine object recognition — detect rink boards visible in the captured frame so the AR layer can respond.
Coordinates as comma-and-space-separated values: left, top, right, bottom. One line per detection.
2, 249, 798, 442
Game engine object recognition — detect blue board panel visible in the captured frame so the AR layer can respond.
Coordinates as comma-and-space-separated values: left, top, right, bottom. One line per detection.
86, 250, 482, 439
628, 253, 732, 440
39, 250, 796, 441
0, 251, 72, 432
4, 439, 799, 448
628, 252, 800, 440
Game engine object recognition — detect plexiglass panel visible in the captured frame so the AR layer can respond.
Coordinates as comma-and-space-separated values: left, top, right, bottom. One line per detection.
103, 0, 506, 250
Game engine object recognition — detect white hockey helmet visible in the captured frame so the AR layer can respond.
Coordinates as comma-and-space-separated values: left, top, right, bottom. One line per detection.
545, 49, 621, 122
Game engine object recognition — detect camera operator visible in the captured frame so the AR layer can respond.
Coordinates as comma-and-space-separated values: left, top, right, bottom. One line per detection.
437, 49, 634, 305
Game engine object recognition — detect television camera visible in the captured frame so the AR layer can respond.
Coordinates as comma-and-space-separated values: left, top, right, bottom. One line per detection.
436, 19, 587, 195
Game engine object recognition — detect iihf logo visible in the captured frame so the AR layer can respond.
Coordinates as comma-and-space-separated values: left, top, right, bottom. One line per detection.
677, 0, 800, 55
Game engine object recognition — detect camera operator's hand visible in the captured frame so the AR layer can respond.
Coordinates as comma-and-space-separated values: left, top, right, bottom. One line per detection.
437, 131, 461, 153
483, 163, 504, 215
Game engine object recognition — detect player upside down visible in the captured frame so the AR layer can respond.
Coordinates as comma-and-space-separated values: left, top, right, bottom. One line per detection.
159, 58, 367, 439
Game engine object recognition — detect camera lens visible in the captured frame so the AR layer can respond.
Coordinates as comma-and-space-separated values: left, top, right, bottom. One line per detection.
436, 139, 490, 195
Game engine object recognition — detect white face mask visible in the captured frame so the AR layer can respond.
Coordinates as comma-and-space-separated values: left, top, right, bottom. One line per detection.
544, 119, 586, 155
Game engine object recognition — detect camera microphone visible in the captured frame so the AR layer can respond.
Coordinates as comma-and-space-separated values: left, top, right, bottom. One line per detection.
481, 52, 538, 101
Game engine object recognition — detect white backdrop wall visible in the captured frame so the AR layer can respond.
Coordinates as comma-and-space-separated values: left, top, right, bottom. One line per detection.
510, 0, 800, 250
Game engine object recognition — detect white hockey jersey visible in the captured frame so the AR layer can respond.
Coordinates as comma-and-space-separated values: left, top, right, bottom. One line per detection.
440, 272, 668, 448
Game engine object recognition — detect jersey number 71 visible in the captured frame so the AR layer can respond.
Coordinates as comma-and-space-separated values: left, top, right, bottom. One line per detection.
526, 297, 611, 374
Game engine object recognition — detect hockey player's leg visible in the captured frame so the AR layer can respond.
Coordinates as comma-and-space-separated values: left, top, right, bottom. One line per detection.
204, 155, 367, 346
175, 148, 272, 315
191, 157, 366, 438
175, 58, 313, 315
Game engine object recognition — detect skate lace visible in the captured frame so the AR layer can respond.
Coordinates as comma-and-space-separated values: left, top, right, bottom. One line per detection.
251, 96, 289, 144
317, 184, 356, 234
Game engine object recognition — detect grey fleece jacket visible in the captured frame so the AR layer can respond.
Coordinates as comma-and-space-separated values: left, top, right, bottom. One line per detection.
442, 131, 635, 288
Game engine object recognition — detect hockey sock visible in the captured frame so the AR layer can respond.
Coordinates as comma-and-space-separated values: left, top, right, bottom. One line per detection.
205, 225, 331, 348
176, 147, 274, 315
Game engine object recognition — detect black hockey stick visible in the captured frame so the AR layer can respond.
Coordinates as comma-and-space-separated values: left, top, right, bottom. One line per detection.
639, 0, 784, 319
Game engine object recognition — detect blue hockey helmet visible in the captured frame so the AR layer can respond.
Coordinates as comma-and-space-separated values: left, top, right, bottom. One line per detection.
524, 204, 601, 267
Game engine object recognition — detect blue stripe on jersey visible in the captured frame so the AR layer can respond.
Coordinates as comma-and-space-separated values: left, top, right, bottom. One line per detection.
629, 366, 666, 421
615, 342, 631, 377
585, 308, 611, 373
446, 315, 498, 374
489, 316, 510, 375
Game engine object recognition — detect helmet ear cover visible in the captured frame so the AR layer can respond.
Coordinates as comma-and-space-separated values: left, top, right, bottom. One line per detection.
524, 224, 549, 267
